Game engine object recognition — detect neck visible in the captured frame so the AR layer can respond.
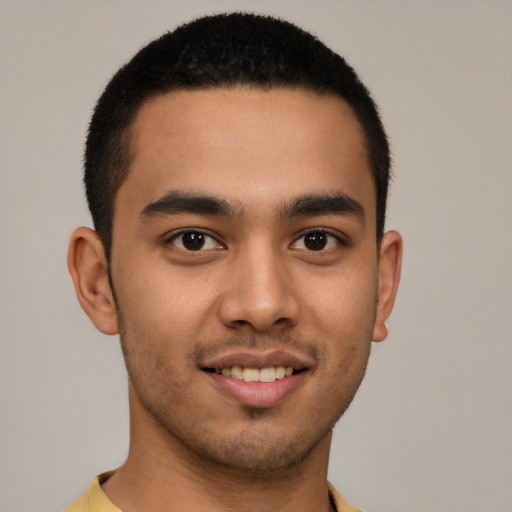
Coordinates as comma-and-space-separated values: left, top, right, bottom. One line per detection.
102, 388, 335, 512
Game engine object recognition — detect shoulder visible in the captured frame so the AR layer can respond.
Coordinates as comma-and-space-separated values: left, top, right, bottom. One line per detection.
65, 472, 120, 512
327, 481, 363, 512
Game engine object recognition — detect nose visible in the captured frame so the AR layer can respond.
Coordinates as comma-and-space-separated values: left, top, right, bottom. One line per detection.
218, 246, 300, 333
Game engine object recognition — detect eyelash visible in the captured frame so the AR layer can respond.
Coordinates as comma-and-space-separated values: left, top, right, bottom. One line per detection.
166, 228, 345, 253
291, 229, 345, 252
166, 229, 225, 252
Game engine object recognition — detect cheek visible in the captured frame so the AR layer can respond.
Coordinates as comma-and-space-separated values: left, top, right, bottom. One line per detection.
300, 266, 377, 394
118, 262, 219, 335
117, 285, 200, 401
301, 266, 378, 338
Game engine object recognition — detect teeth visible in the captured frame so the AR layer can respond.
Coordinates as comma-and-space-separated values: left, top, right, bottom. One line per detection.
242, 368, 259, 382
259, 367, 276, 382
216, 365, 295, 383
231, 365, 243, 380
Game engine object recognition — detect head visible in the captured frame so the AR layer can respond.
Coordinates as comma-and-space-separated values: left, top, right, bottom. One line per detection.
69, 13, 401, 475
85, 13, 391, 261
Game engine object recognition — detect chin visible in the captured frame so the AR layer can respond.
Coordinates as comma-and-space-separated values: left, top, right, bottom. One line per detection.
181, 427, 325, 472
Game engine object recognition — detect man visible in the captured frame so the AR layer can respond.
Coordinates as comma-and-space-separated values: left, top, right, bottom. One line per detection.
66, 12, 402, 512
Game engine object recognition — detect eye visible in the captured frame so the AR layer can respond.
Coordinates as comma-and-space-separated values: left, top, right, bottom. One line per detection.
168, 230, 223, 251
291, 230, 341, 251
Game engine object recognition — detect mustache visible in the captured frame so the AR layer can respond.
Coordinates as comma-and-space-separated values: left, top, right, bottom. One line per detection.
188, 333, 321, 363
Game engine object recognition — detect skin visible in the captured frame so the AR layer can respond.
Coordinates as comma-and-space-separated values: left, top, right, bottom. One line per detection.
68, 88, 402, 512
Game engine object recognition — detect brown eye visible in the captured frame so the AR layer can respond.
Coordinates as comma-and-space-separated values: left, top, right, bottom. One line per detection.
169, 231, 222, 251
303, 232, 328, 251
182, 232, 206, 250
291, 230, 341, 252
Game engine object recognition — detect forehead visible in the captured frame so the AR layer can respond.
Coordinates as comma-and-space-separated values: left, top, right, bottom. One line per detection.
118, 87, 375, 222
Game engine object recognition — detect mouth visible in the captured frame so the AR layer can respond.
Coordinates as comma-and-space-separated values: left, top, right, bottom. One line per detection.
200, 351, 312, 407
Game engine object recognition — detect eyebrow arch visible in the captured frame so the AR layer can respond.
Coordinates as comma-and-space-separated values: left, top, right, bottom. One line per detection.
280, 193, 365, 222
140, 191, 234, 220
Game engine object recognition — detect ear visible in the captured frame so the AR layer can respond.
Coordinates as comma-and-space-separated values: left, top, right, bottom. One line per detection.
67, 227, 119, 335
372, 230, 403, 342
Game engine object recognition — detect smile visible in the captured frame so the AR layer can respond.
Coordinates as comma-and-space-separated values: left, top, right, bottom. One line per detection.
201, 351, 312, 407
205, 365, 296, 383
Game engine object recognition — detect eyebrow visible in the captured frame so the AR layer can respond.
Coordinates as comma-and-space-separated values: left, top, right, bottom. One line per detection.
140, 191, 234, 220
280, 193, 365, 222
139, 190, 365, 224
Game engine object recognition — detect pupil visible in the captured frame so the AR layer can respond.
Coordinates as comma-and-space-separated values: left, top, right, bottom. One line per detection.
305, 232, 327, 250
182, 232, 205, 250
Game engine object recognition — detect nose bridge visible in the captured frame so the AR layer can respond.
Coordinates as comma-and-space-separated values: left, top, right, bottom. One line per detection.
219, 240, 299, 332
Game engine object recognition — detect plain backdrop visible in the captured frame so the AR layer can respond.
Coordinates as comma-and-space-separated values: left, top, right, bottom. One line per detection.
1, 1, 511, 511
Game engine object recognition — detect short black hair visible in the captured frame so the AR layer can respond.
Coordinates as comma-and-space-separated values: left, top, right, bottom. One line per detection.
85, 12, 391, 259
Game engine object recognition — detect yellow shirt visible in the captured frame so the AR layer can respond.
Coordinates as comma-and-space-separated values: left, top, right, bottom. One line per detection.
66, 472, 361, 512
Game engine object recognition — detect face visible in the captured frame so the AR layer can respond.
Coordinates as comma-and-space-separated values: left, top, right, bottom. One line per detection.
109, 88, 387, 471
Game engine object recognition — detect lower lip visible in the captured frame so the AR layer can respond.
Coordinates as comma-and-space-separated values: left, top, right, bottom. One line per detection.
205, 371, 308, 408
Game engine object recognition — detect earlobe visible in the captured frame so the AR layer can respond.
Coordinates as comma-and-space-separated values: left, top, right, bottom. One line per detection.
372, 230, 403, 342
67, 227, 119, 335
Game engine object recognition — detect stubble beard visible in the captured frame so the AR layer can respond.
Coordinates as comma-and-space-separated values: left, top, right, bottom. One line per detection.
115, 304, 372, 474
128, 371, 365, 474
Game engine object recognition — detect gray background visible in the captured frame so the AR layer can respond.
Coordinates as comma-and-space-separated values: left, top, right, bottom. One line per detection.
1, 1, 511, 511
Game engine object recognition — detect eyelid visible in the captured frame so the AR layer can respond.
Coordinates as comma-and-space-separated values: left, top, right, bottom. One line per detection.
290, 228, 348, 250
166, 228, 226, 251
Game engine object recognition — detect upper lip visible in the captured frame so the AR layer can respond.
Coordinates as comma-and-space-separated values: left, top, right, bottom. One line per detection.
201, 349, 315, 372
